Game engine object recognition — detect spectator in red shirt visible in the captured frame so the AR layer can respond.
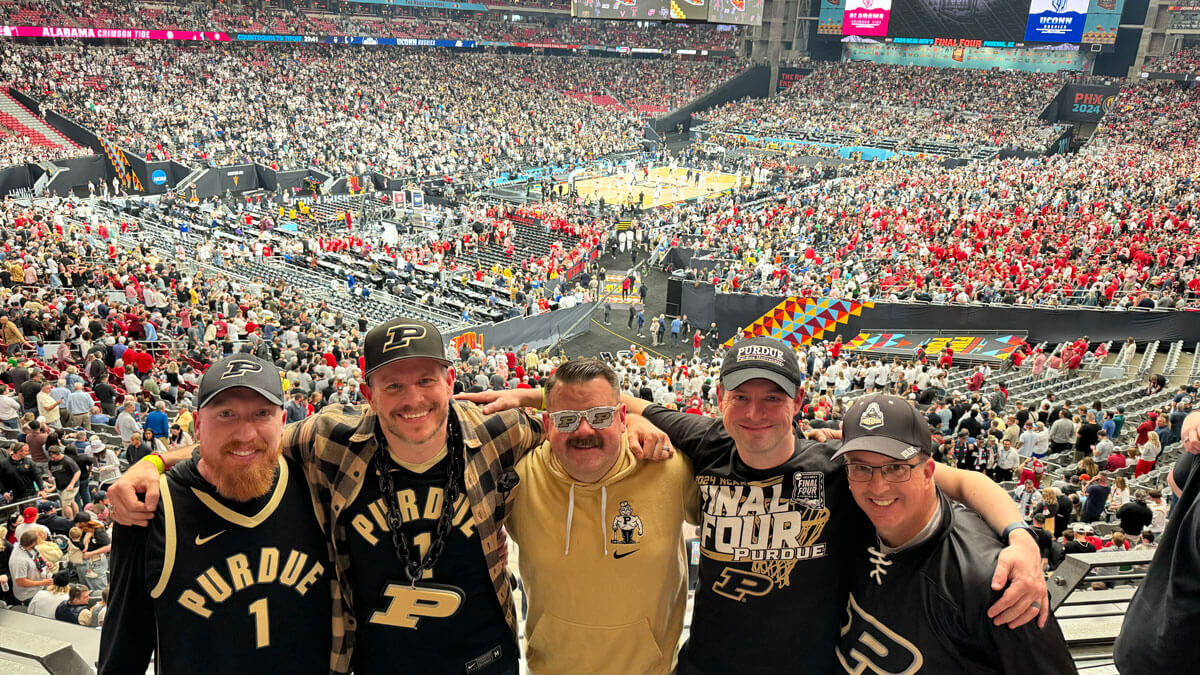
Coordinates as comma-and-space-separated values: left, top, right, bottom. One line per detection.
938, 348, 953, 369
1106, 449, 1128, 472
1135, 413, 1157, 447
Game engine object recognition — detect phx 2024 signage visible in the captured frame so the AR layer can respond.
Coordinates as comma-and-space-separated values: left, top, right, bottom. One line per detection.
1058, 84, 1120, 123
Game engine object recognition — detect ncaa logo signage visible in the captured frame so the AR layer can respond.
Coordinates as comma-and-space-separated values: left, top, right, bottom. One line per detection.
151, 169, 168, 185
220, 359, 264, 379
383, 324, 426, 352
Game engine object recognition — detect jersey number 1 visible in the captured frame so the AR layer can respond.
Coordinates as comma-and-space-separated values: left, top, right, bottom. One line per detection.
249, 598, 270, 648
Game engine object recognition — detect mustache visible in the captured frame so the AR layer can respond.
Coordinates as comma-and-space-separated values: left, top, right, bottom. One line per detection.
219, 440, 274, 455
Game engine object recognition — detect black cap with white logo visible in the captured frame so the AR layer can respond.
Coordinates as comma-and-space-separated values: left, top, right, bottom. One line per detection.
832, 393, 932, 462
363, 318, 451, 377
197, 355, 285, 409
720, 336, 803, 397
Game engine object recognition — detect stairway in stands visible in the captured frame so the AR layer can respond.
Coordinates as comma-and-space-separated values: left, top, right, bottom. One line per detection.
0, 90, 81, 154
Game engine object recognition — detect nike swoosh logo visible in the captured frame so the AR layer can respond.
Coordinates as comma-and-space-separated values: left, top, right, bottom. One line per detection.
613, 549, 639, 560
195, 530, 226, 546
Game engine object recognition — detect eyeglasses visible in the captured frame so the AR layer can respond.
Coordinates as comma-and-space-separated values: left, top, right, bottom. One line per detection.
547, 406, 619, 433
845, 460, 925, 483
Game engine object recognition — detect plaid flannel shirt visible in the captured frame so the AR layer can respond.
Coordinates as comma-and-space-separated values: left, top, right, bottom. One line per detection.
282, 399, 544, 673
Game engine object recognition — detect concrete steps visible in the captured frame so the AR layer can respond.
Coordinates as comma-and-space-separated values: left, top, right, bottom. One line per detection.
0, 91, 80, 152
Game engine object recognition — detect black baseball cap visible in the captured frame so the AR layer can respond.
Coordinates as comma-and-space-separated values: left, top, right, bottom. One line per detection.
197, 355, 284, 409
720, 337, 803, 397
364, 318, 451, 377
833, 393, 933, 462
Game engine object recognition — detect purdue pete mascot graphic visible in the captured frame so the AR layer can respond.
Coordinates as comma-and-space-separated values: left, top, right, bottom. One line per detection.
611, 500, 644, 544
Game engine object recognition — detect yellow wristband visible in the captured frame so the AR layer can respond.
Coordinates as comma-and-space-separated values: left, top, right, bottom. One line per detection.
142, 453, 166, 475
539, 388, 546, 411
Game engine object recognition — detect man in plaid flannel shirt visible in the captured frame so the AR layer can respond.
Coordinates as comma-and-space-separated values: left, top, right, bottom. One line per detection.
108, 317, 668, 673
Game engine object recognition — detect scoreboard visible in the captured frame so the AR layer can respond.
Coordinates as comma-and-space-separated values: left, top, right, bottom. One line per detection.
572, 0, 762, 26
828, 0, 1101, 44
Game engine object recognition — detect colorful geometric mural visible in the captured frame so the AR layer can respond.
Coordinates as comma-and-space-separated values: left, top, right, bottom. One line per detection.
846, 332, 1029, 362
847, 332, 924, 353
725, 297, 873, 347
924, 335, 1027, 361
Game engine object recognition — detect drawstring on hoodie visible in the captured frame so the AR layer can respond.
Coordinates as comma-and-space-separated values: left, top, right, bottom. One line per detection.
562, 484, 609, 556
564, 484, 575, 555
867, 546, 892, 585
601, 486, 608, 556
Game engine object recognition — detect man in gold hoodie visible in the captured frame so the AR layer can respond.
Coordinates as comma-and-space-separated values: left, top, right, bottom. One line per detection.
506, 358, 699, 674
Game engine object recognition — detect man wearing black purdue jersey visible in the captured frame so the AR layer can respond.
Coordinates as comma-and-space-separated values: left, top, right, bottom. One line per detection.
99, 355, 331, 674
833, 394, 1075, 674
109, 319, 672, 673
620, 337, 1050, 674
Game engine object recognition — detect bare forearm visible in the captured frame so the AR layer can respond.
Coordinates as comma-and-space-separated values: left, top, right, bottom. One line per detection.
159, 446, 194, 468
934, 464, 1028, 535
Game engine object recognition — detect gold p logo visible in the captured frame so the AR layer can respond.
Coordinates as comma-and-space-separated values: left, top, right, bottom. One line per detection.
382, 324, 427, 353
370, 583, 464, 629
712, 567, 774, 602
220, 359, 264, 379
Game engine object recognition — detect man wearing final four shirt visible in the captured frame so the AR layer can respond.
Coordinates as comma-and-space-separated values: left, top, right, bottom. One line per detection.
621, 337, 1050, 674
832, 394, 1074, 674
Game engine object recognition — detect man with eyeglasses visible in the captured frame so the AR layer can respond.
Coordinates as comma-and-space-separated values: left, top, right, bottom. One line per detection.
833, 393, 1075, 673
505, 358, 698, 674
613, 337, 1048, 674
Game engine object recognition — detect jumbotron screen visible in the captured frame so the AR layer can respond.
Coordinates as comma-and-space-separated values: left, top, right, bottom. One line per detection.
841, 0, 1088, 44
572, 0, 672, 21
572, 0, 762, 25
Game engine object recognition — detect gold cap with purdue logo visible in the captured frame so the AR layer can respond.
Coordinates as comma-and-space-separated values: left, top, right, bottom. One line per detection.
364, 318, 451, 377
196, 355, 285, 408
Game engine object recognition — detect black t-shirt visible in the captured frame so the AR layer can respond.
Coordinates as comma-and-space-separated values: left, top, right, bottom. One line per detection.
49, 455, 79, 491
1116, 501, 1154, 536
1076, 422, 1101, 452
1032, 526, 1054, 562
1116, 452, 1200, 673
643, 405, 867, 675
19, 380, 41, 408
344, 450, 515, 675
0, 455, 39, 499
1063, 540, 1096, 555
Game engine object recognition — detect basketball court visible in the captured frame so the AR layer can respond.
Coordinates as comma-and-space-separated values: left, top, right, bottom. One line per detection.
571, 165, 747, 209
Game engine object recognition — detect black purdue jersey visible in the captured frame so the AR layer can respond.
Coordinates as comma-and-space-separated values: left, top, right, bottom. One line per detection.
836, 491, 1076, 675
100, 457, 332, 675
